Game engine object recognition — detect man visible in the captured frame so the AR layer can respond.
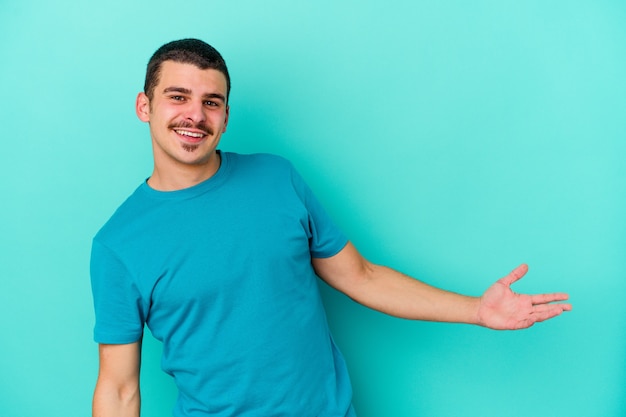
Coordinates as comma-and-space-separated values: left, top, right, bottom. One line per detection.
91, 39, 571, 417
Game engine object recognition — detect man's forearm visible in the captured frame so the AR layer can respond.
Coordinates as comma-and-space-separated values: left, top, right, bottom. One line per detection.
313, 242, 482, 324
344, 262, 482, 323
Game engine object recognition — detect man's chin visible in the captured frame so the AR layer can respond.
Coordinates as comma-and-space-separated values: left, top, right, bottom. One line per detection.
181, 143, 201, 153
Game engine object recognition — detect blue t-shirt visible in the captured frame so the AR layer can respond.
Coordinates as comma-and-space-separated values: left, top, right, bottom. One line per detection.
91, 152, 355, 417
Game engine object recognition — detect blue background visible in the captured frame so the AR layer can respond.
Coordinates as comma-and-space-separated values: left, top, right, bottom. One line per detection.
1, 1, 624, 416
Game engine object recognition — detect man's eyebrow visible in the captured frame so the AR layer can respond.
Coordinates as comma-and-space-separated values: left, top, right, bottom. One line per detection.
202, 92, 226, 103
162, 87, 226, 103
163, 86, 192, 95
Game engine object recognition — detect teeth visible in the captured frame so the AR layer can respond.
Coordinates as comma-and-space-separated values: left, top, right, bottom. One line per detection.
175, 130, 205, 138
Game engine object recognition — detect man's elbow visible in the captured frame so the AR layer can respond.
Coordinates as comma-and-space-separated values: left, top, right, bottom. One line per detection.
93, 378, 140, 416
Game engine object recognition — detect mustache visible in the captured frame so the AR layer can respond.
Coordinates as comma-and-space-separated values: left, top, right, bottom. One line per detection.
169, 121, 214, 136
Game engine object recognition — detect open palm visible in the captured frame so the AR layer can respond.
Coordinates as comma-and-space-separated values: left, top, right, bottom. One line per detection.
477, 264, 571, 330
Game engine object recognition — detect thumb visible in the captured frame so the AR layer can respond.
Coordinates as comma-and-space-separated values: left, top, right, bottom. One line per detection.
498, 263, 529, 287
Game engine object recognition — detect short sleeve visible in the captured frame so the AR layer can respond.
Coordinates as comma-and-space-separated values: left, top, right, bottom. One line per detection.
289, 165, 348, 258
90, 239, 147, 344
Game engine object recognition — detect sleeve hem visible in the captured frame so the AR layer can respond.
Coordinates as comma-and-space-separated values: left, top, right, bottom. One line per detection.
311, 237, 349, 259
94, 330, 143, 345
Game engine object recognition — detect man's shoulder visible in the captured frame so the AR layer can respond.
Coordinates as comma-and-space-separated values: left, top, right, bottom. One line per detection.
226, 151, 292, 168
224, 151, 296, 178
93, 183, 148, 244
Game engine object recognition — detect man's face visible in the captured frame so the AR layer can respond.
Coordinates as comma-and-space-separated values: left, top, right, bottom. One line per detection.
136, 60, 230, 173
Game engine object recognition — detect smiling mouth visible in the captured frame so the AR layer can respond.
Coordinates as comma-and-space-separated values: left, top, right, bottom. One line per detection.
174, 129, 207, 140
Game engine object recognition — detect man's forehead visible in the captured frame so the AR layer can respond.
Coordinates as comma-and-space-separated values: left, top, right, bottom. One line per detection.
158, 61, 227, 93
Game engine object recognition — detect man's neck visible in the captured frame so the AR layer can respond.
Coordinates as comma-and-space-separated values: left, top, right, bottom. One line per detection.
147, 152, 222, 191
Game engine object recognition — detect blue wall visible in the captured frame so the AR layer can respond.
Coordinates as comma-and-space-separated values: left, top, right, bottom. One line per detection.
1, 1, 624, 416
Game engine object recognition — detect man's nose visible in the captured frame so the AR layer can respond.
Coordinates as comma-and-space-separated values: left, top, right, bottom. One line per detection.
184, 100, 206, 123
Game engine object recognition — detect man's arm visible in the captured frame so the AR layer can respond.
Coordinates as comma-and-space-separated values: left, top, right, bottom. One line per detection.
312, 242, 571, 330
93, 341, 141, 417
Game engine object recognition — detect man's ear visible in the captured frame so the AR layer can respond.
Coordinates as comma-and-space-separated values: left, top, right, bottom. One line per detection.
136, 92, 150, 122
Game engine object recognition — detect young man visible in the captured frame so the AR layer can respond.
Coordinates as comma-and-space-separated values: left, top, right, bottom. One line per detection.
91, 39, 571, 417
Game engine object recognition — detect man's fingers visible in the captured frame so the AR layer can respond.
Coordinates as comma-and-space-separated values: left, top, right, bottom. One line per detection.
530, 292, 571, 307
530, 304, 571, 323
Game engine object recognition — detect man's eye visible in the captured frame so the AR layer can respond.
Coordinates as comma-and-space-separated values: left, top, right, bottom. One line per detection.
204, 101, 217, 107
171, 96, 185, 101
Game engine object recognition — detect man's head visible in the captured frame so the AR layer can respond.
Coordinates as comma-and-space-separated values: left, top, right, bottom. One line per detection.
136, 39, 231, 190
144, 38, 231, 102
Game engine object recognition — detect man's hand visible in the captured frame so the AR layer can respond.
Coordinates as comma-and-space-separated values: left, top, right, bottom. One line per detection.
477, 264, 572, 330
